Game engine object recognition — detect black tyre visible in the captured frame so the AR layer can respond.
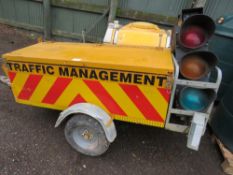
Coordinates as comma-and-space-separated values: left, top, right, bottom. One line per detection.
65, 114, 110, 156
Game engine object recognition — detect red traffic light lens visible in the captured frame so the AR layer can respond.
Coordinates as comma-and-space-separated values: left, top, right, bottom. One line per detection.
180, 55, 208, 80
180, 26, 206, 49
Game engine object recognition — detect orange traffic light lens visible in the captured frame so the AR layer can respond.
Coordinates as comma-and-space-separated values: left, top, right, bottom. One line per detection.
180, 55, 208, 80
180, 26, 206, 49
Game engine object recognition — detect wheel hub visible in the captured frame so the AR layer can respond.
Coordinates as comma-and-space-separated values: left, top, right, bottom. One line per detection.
82, 129, 93, 140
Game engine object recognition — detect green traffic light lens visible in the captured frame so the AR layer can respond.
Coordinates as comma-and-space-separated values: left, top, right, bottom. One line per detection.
179, 87, 210, 111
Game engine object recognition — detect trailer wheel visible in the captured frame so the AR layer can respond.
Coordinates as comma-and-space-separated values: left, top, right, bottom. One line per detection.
64, 114, 110, 156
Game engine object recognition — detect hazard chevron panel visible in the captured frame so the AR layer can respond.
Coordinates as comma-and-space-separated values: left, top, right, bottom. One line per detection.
6, 64, 172, 128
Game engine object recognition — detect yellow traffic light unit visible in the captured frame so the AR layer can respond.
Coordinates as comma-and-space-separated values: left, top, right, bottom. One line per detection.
1, 8, 222, 156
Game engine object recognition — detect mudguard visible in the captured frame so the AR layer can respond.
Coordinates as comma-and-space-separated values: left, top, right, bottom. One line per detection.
55, 103, 117, 143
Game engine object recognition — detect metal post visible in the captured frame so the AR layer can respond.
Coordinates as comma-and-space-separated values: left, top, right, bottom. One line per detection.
192, 0, 207, 8
108, 0, 118, 22
43, 0, 52, 40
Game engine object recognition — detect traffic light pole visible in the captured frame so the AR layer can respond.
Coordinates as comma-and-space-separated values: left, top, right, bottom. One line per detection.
192, 0, 207, 8
43, 0, 52, 40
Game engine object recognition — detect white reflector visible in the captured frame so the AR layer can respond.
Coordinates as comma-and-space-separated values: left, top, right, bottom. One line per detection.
187, 112, 206, 151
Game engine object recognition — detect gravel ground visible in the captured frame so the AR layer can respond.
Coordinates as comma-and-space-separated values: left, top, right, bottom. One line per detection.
0, 24, 225, 175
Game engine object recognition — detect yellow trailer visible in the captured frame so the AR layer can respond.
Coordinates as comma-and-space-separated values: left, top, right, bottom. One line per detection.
1, 19, 221, 156
2, 41, 173, 155
2, 42, 173, 127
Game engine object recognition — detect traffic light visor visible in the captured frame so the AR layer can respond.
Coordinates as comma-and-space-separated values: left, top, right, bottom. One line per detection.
179, 15, 215, 49
180, 51, 218, 80
179, 87, 216, 111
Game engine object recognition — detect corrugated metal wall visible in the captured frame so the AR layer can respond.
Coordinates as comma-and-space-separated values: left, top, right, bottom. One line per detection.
61, 0, 109, 6
52, 7, 108, 41
0, 0, 43, 30
0, 0, 193, 41
118, 0, 192, 17
0, 0, 108, 41
205, 0, 233, 20
0, 0, 233, 41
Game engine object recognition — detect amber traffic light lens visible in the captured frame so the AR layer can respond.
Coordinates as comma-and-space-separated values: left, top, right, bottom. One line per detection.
180, 55, 208, 80
180, 26, 206, 49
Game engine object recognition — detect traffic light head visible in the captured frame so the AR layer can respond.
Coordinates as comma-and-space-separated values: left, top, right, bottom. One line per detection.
179, 87, 216, 111
180, 51, 218, 80
174, 9, 218, 113
179, 15, 215, 49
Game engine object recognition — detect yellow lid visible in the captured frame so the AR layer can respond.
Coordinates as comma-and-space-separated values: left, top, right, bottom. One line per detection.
117, 22, 169, 48
3, 42, 174, 74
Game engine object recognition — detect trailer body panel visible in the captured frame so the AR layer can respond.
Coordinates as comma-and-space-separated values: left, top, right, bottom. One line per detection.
3, 42, 174, 127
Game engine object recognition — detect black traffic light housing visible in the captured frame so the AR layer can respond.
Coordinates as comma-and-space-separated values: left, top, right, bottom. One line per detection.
179, 51, 218, 80
174, 8, 218, 112
175, 8, 217, 81
181, 7, 203, 21
179, 14, 215, 49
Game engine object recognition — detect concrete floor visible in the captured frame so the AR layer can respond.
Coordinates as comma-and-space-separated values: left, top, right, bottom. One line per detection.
0, 24, 225, 175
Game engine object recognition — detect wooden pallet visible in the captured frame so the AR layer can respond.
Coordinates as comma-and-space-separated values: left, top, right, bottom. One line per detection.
215, 138, 233, 175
